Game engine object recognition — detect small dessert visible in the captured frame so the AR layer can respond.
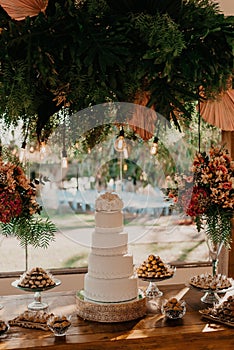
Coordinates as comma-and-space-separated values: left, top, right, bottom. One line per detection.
189, 273, 232, 290
0, 320, 8, 335
201, 295, 234, 324
47, 315, 71, 336
137, 254, 174, 279
162, 297, 186, 319
9, 310, 53, 330
18, 267, 56, 289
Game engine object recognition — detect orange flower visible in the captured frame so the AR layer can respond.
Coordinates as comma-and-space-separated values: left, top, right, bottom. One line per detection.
0, 158, 41, 223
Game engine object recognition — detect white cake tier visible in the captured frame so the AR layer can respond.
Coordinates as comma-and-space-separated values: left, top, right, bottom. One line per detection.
95, 226, 123, 234
88, 253, 133, 278
92, 231, 128, 249
92, 245, 128, 256
95, 211, 123, 228
84, 275, 138, 303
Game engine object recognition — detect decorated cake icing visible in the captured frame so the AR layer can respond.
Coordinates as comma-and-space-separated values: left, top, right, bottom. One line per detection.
84, 192, 138, 303
95, 192, 124, 211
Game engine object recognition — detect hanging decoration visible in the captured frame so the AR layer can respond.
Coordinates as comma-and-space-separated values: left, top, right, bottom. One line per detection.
150, 136, 159, 155
61, 112, 68, 169
114, 127, 126, 153
128, 91, 157, 141
0, 0, 233, 143
199, 89, 234, 131
0, 0, 48, 21
61, 149, 68, 169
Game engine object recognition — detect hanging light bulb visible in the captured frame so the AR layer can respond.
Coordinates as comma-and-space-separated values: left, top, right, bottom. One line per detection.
62, 148, 68, 169
114, 127, 126, 152
150, 136, 159, 155
19, 140, 26, 163
29, 145, 35, 153
61, 111, 68, 168
123, 163, 128, 172
40, 141, 46, 159
123, 146, 128, 159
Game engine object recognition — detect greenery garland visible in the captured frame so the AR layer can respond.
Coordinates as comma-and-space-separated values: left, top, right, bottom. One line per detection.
0, 0, 233, 145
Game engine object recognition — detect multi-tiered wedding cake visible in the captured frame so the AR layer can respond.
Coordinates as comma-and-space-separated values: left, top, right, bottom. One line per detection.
84, 192, 138, 303
76, 192, 146, 322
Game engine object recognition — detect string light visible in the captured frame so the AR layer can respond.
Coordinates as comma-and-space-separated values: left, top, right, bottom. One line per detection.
19, 140, 26, 163
29, 145, 35, 153
62, 148, 68, 168
123, 146, 128, 159
40, 141, 46, 154
150, 136, 159, 155
114, 127, 126, 152
61, 111, 68, 168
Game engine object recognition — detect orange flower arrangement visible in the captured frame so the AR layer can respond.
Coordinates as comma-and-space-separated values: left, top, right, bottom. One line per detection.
0, 159, 41, 223
174, 146, 234, 247
0, 157, 56, 251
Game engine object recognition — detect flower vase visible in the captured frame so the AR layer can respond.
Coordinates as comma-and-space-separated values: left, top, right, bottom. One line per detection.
201, 238, 224, 304
206, 238, 223, 277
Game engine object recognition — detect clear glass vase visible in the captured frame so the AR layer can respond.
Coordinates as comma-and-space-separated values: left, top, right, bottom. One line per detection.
206, 238, 223, 276
200, 238, 224, 304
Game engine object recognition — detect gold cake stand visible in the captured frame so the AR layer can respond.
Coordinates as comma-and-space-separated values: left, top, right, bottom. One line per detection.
76, 290, 146, 323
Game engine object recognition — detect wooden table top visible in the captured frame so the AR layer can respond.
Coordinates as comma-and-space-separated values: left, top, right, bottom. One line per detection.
0, 284, 233, 350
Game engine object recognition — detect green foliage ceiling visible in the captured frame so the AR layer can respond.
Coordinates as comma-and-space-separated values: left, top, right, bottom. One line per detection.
0, 0, 233, 142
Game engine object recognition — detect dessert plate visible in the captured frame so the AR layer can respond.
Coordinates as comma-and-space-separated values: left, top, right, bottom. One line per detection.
12, 279, 61, 310
12, 278, 61, 292
188, 275, 233, 304
138, 267, 176, 298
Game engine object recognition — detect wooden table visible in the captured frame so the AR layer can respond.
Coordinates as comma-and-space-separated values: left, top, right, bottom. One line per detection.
0, 284, 233, 350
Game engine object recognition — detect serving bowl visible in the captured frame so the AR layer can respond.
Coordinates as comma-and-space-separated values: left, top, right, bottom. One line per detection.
47, 315, 71, 336
161, 298, 186, 319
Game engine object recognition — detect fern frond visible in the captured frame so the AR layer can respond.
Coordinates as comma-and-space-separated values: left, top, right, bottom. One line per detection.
205, 206, 233, 248
0, 216, 57, 249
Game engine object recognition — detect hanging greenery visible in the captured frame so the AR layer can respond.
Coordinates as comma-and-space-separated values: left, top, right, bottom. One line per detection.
0, 0, 233, 144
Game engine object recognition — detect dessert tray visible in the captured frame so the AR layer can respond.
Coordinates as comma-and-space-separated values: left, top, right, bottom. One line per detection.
12, 278, 61, 293
12, 279, 61, 310
188, 273, 233, 304
12, 267, 61, 310
199, 295, 234, 327
8, 310, 53, 331
137, 254, 175, 297
0, 320, 9, 338
138, 273, 175, 298
199, 310, 234, 328
76, 290, 146, 323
